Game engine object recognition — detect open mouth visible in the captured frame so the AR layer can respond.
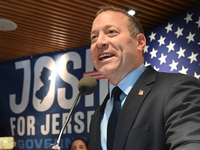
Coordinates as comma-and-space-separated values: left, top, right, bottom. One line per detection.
99, 53, 114, 61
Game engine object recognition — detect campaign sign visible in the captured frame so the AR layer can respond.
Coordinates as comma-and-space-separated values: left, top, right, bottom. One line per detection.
0, 46, 108, 150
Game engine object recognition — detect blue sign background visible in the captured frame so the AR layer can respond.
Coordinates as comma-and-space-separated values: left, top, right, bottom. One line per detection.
0, 45, 108, 150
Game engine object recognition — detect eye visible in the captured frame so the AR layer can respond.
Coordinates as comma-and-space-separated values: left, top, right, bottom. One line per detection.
91, 35, 97, 40
107, 29, 118, 36
108, 30, 116, 34
90, 34, 98, 43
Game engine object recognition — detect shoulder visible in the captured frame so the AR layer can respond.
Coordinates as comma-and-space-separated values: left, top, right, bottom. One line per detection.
145, 65, 199, 83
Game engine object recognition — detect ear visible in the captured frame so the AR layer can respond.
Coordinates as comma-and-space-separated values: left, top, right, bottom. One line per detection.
136, 33, 146, 52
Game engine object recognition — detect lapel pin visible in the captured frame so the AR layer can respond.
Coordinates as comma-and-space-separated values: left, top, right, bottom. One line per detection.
138, 89, 144, 96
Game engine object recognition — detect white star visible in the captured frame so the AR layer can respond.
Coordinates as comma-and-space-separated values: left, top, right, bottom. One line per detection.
179, 66, 188, 75
166, 41, 176, 52
153, 66, 160, 71
174, 27, 183, 38
188, 52, 198, 63
158, 53, 167, 65
196, 16, 200, 28
198, 42, 200, 45
144, 61, 151, 67
184, 13, 193, 24
165, 23, 173, 33
194, 72, 200, 79
144, 45, 149, 53
169, 60, 179, 71
149, 32, 156, 41
186, 32, 195, 43
176, 47, 186, 58
150, 48, 158, 58
158, 36, 166, 46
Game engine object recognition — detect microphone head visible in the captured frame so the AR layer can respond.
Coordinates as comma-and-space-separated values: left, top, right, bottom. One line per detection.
78, 76, 97, 95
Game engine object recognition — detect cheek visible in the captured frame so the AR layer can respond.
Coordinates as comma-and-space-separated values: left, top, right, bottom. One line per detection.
90, 50, 98, 67
121, 45, 137, 62
90, 48, 95, 60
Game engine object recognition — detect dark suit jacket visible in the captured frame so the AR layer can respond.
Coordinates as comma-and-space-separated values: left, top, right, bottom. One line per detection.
89, 66, 200, 150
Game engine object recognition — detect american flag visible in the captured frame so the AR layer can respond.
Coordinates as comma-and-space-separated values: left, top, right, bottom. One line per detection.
144, 5, 200, 79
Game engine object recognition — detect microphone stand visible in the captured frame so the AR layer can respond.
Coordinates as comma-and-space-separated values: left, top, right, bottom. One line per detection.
50, 92, 82, 150
46, 76, 97, 150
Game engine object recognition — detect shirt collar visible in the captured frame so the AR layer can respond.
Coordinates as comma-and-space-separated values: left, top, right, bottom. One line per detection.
109, 63, 146, 97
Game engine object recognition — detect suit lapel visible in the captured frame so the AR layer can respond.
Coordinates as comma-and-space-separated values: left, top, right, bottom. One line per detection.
113, 66, 157, 149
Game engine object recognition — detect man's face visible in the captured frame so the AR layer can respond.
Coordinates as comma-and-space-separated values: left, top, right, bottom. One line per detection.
90, 11, 145, 84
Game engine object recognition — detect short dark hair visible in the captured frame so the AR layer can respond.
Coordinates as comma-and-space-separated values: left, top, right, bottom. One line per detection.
68, 138, 88, 150
96, 5, 144, 37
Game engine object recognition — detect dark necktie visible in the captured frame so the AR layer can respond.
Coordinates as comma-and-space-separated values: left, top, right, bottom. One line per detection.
107, 87, 122, 150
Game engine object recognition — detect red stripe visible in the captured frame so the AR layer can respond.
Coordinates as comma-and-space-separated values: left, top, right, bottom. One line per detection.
95, 77, 107, 80
83, 71, 99, 74
90, 74, 103, 77
83, 71, 107, 80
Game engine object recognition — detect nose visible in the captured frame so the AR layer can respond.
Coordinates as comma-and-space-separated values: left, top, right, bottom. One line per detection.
96, 34, 108, 49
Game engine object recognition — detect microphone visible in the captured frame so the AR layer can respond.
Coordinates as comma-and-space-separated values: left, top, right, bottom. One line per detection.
78, 75, 97, 95
47, 76, 97, 150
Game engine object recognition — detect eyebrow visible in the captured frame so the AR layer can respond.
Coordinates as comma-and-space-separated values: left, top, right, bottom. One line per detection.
90, 30, 96, 35
90, 24, 115, 35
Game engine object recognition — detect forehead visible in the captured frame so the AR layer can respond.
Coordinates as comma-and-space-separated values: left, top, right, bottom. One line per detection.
72, 140, 84, 145
92, 11, 129, 29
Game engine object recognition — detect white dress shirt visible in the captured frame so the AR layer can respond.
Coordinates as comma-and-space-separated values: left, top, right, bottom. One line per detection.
100, 63, 146, 150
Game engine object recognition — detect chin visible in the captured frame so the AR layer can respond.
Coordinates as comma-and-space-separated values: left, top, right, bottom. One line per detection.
98, 64, 117, 76
97, 69, 106, 76
99, 70, 114, 78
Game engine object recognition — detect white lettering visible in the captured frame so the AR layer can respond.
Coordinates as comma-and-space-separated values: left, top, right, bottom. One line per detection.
74, 112, 84, 133
27, 116, 35, 135
32, 56, 56, 112
9, 60, 31, 114
85, 49, 95, 107
10, 117, 16, 136
17, 116, 25, 136
40, 114, 50, 135
52, 113, 60, 134
57, 52, 81, 109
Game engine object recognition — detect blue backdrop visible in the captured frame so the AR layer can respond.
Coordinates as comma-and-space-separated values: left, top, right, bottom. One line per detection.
0, 46, 108, 149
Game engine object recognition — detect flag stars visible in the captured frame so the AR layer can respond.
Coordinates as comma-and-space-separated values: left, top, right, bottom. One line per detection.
196, 16, 200, 28
166, 41, 176, 52
158, 35, 166, 46
194, 72, 200, 79
165, 23, 173, 33
144, 61, 151, 67
184, 13, 193, 24
150, 48, 158, 58
145, 7, 200, 78
176, 47, 186, 58
149, 32, 156, 41
186, 32, 195, 43
179, 66, 189, 75
158, 53, 167, 65
153, 66, 160, 71
169, 60, 179, 71
144, 45, 149, 53
174, 27, 184, 38
188, 52, 198, 63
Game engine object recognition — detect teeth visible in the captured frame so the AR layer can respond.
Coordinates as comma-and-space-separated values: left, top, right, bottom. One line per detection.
99, 53, 112, 59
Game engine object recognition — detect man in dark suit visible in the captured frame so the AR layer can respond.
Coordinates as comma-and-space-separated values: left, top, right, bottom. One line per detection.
89, 5, 200, 150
